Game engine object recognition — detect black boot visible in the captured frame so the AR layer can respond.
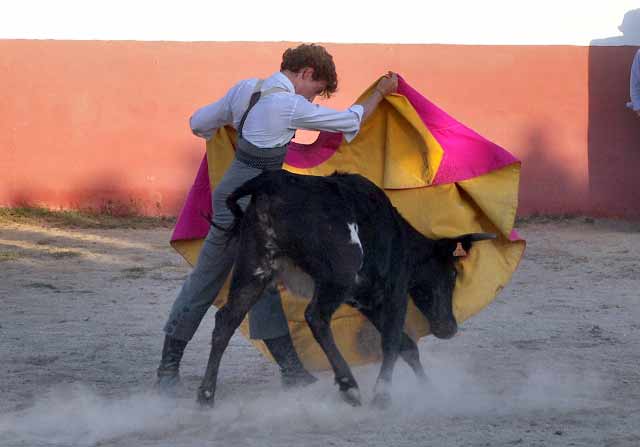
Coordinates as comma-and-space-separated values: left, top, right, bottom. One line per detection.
156, 335, 188, 396
264, 333, 317, 389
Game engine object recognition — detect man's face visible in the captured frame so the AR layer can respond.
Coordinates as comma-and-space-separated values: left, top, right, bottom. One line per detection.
293, 67, 327, 103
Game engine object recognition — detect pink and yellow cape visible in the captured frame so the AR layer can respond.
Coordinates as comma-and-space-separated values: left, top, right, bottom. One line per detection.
170, 77, 525, 370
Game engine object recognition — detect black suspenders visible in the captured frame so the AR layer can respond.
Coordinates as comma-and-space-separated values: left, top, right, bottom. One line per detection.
237, 88, 263, 139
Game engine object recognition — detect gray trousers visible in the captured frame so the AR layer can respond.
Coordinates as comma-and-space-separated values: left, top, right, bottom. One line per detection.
164, 158, 290, 342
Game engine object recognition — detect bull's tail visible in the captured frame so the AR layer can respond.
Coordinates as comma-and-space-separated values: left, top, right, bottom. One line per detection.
435, 233, 496, 261
211, 172, 276, 238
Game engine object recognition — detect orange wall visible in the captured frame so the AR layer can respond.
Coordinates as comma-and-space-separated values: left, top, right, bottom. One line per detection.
1, 40, 638, 217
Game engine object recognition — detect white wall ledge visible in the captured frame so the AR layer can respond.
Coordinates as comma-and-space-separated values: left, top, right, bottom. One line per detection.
1, 0, 639, 46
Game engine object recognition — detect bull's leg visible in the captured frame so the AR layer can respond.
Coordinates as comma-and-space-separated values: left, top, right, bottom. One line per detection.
371, 295, 408, 409
304, 283, 361, 406
358, 308, 427, 383
197, 257, 270, 407
397, 335, 427, 383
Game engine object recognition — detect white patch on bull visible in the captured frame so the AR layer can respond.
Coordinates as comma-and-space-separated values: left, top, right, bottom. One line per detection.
347, 222, 363, 253
257, 210, 278, 259
342, 387, 362, 406
254, 266, 268, 279
347, 223, 364, 275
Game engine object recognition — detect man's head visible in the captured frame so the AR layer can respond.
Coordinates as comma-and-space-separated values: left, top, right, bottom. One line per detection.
281, 44, 338, 101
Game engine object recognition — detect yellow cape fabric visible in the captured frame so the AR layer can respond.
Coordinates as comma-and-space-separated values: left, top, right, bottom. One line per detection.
171, 88, 525, 371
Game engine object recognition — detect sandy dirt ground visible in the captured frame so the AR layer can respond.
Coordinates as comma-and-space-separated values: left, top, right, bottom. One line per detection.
1, 217, 639, 446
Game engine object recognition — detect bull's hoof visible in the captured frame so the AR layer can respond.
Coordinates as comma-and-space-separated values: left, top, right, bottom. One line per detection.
196, 387, 215, 408
340, 387, 362, 407
371, 391, 392, 410
155, 372, 181, 398
415, 370, 429, 385
418, 373, 432, 388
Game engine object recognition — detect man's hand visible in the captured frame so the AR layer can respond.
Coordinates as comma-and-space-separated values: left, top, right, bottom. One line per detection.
357, 72, 399, 123
375, 72, 398, 97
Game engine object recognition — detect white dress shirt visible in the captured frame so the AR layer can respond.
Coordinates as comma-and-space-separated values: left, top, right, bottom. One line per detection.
190, 71, 364, 147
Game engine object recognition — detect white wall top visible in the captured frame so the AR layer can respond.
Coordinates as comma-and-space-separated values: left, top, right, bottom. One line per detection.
2, 0, 639, 45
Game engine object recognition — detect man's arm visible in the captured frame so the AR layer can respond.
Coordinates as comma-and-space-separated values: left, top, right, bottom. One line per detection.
289, 72, 398, 142
358, 72, 398, 122
631, 50, 640, 117
189, 82, 242, 139
290, 100, 364, 143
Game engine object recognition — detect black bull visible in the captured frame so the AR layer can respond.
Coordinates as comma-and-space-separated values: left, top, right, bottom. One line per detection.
197, 170, 494, 407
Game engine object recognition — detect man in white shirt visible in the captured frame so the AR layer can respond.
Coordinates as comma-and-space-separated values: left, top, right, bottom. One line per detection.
157, 43, 398, 394
628, 49, 640, 118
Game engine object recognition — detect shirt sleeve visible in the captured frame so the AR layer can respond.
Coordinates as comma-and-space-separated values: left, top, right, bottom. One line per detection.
189, 82, 241, 140
631, 50, 640, 111
290, 98, 364, 143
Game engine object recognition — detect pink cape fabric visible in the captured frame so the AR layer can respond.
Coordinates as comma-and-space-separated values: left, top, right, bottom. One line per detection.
171, 77, 520, 243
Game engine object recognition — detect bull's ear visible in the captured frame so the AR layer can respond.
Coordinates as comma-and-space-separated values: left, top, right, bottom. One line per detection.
453, 242, 467, 258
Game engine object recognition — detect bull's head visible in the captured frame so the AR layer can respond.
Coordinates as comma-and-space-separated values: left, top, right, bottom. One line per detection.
409, 233, 496, 339
409, 258, 458, 339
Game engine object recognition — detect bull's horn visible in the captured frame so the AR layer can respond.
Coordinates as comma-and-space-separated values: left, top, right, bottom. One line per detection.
468, 233, 497, 241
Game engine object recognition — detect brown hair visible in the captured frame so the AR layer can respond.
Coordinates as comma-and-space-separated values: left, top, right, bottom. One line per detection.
280, 44, 338, 98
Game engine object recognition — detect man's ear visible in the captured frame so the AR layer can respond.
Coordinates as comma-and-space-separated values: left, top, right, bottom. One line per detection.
302, 67, 314, 80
